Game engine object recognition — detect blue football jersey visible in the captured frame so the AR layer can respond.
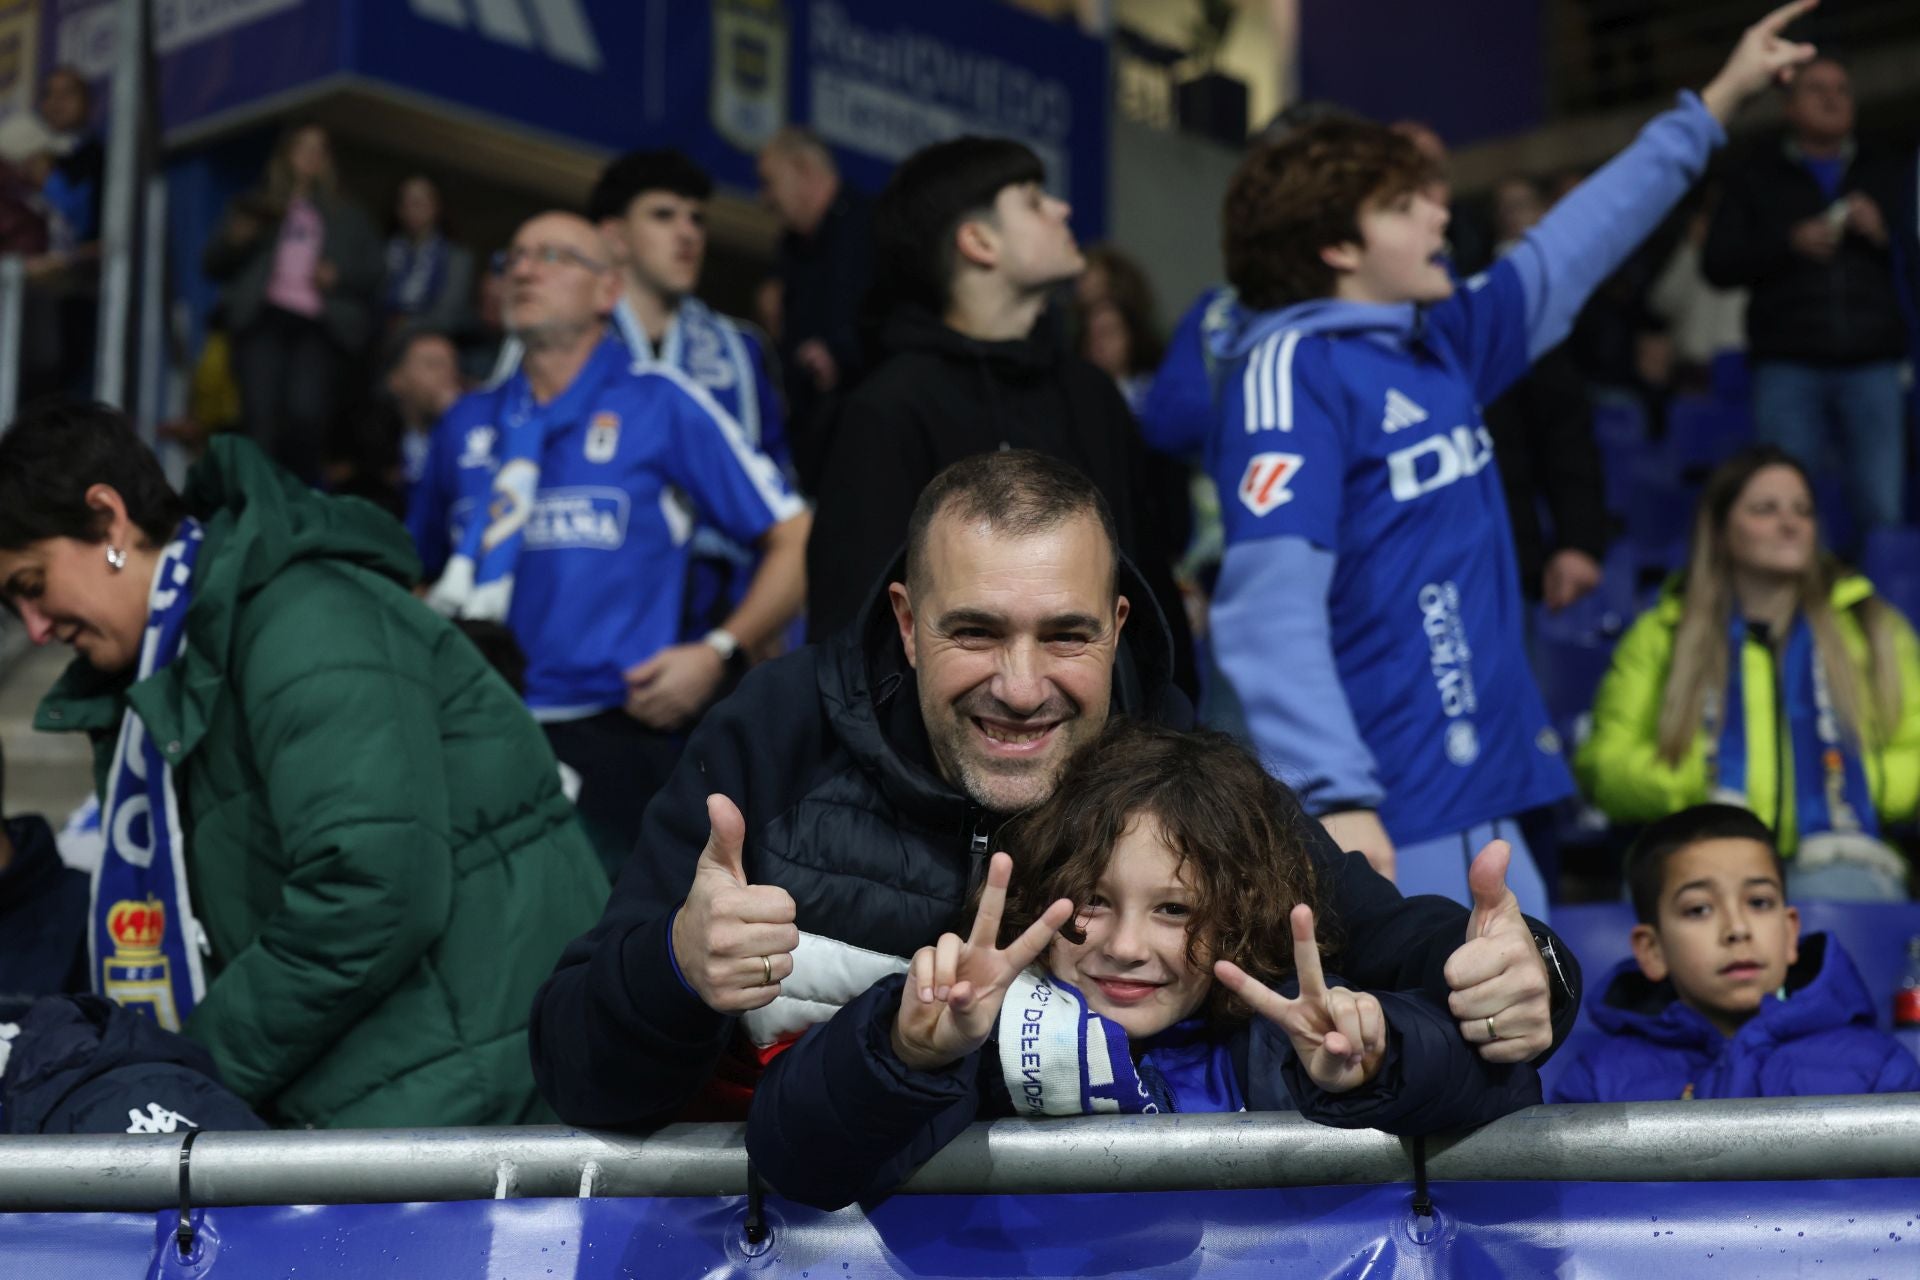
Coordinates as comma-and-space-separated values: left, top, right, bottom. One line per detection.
1208, 270, 1573, 843
409, 337, 802, 715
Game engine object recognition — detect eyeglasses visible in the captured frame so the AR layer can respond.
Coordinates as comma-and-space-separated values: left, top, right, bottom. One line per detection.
491, 244, 608, 275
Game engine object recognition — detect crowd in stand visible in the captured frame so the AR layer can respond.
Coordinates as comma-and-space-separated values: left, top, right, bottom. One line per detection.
2, 1, 1918, 1161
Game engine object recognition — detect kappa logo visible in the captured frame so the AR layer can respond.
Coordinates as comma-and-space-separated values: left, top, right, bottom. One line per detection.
125, 1102, 197, 1135
1382, 388, 1428, 434
1238, 452, 1304, 518
408, 0, 603, 71
585, 411, 620, 463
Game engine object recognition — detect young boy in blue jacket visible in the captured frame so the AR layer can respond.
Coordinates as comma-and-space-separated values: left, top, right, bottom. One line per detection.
747, 721, 1539, 1210
1205, 2, 1821, 917
1553, 804, 1920, 1102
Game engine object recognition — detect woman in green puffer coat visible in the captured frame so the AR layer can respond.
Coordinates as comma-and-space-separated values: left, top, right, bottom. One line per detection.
1577, 446, 1920, 899
0, 403, 607, 1127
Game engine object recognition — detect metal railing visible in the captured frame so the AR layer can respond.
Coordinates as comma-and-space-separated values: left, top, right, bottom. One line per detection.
3, 1094, 1919, 1212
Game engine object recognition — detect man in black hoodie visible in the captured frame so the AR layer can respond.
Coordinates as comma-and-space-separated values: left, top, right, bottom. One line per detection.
803, 136, 1193, 692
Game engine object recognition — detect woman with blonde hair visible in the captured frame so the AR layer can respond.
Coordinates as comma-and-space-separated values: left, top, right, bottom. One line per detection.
1578, 445, 1920, 899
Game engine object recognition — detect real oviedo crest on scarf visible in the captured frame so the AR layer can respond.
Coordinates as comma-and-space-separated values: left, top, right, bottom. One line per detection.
102, 896, 182, 1028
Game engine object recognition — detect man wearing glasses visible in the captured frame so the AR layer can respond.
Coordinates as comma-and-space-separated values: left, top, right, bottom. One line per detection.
408, 212, 811, 874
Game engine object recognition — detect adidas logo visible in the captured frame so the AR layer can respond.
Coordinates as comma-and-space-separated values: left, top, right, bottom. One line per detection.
1382, 388, 1429, 434
409, 0, 603, 71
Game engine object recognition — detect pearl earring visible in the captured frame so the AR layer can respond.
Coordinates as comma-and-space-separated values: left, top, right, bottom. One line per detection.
105, 545, 126, 571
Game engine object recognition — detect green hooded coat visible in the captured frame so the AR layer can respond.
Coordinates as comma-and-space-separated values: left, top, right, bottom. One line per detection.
36, 437, 608, 1127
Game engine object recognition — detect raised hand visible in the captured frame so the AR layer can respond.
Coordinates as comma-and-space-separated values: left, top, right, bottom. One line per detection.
890, 852, 1073, 1072
1700, 0, 1820, 124
1214, 904, 1386, 1094
669, 793, 799, 1014
1443, 839, 1553, 1063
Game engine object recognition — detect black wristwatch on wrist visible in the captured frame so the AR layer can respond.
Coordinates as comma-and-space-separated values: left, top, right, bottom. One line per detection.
1531, 928, 1576, 1021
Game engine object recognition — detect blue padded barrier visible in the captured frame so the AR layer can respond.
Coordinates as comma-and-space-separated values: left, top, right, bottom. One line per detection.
5, 1181, 1920, 1278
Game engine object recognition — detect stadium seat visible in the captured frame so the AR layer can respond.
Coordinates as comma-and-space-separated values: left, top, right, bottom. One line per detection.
1863, 526, 1920, 626
1666, 395, 1752, 471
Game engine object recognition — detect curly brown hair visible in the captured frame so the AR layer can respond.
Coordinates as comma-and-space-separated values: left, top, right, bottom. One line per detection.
993, 718, 1329, 1025
1223, 118, 1439, 311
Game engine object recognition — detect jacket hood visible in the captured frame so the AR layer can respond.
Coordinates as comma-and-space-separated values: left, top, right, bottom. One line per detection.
879, 304, 1065, 379
1213, 296, 1419, 362
36, 436, 423, 756
1587, 932, 1874, 1049
817, 545, 1184, 831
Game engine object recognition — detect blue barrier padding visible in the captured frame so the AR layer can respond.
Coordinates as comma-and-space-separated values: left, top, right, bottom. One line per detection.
5, 1181, 1919, 1278
1542, 902, 1920, 1097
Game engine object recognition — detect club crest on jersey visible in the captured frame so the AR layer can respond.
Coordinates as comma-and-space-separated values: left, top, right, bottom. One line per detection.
458, 426, 497, 469
1238, 452, 1304, 517
585, 412, 621, 463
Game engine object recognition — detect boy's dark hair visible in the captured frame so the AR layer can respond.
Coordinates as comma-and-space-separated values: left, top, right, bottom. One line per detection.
0, 400, 186, 551
871, 135, 1046, 316
997, 719, 1328, 1026
903, 449, 1118, 598
1223, 118, 1439, 311
587, 148, 713, 223
1626, 804, 1785, 925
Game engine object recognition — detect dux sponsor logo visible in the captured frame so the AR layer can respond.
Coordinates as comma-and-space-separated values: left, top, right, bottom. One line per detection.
408, 0, 604, 71
1386, 425, 1494, 502
1238, 452, 1304, 518
1381, 388, 1428, 434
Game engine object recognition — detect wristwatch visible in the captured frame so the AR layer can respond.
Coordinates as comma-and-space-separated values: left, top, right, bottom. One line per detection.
1531, 929, 1576, 1021
702, 628, 740, 662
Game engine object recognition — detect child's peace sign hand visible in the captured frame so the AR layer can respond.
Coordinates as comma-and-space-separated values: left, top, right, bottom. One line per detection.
891, 852, 1074, 1072
1214, 904, 1387, 1094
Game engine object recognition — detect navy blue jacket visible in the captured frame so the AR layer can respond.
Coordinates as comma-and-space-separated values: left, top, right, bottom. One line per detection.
1552, 933, 1920, 1102
0, 815, 88, 1025
2, 994, 266, 1134
748, 969, 1541, 1209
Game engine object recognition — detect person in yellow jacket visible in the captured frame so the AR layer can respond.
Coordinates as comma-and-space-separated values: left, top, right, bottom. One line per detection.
1578, 446, 1920, 900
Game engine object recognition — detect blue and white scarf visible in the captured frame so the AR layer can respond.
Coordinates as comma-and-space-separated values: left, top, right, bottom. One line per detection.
90, 520, 208, 1031
384, 234, 449, 318
997, 968, 1244, 1116
614, 296, 764, 444
425, 334, 630, 620
1711, 615, 1878, 838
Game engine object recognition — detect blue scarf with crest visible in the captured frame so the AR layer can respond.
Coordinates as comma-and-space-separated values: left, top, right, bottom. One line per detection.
90, 519, 208, 1031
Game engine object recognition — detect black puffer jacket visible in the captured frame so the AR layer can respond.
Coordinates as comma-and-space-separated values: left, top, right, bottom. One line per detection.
1702, 133, 1909, 365
528, 558, 1580, 1130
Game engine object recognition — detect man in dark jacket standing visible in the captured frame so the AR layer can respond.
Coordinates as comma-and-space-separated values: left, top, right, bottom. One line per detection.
758, 127, 871, 488
801, 136, 1193, 693
529, 450, 1581, 1131
1703, 56, 1910, 538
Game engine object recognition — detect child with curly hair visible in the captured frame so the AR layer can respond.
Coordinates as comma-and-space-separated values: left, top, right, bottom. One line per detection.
747, 718, 1541, 1208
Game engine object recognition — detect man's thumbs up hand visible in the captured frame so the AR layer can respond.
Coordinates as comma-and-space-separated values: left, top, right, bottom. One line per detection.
1443, 839, 1553, 1064
671, 794, 799, 1014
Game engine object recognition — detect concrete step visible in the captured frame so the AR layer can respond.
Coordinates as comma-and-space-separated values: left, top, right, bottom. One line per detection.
0, 638, 96, 821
